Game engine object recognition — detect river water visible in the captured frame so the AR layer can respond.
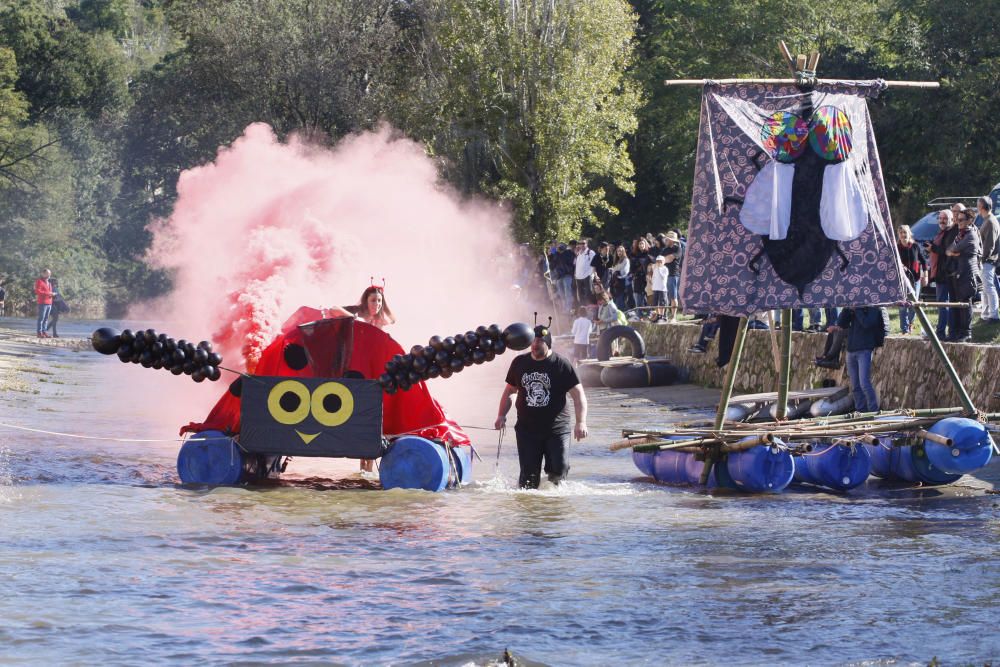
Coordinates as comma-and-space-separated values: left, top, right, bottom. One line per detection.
1, 319, 999, 666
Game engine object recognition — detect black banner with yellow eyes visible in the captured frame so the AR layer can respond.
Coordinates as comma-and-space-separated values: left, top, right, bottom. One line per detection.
239, 376, 384, 458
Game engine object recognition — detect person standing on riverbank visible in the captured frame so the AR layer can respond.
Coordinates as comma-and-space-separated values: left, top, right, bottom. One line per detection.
928, 209, 960, 339
896, 225, 927, 334
977, 195, 1000, 322
495, 323, 589, 489
573, 240, 596, 308
946, 208, 982, 342
46, 278, 69, 338
662, 231, 684, 323
0, 279, 6, 317
571, 307, 593, 363
34, 269, 53, 338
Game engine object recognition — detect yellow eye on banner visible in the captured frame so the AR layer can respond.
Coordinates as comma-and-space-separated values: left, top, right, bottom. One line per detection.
267, 380, 311, 425
311, 382, 354, 427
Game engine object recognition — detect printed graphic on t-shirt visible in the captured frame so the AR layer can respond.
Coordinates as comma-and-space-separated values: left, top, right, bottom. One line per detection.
522, 371, 551, 407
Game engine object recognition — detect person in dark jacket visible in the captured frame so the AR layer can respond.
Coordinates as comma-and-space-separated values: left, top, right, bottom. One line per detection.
591, 242, 614, 294
46, 278, 69, 338
946, 209, 982, 342
831, 307, 886, 413
896, 225, 927, 334
928, 209, 960, 339
630, 238, 653, 314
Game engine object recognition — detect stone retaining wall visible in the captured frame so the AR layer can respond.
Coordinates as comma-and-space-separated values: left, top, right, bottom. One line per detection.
634, 321, 999, 411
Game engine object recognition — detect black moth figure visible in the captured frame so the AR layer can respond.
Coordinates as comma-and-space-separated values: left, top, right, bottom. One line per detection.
729, 94, 871, 296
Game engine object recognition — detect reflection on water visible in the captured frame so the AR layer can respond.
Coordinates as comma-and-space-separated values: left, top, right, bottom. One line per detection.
1, 323, 999, 665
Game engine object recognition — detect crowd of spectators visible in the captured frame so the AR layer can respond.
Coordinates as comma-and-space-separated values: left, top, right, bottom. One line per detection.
922, 197, 1000, 342
540, 231, 687, 323
508, 193, 1000, 348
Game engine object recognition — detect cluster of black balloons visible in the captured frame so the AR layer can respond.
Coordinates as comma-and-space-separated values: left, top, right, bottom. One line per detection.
376, 322, 534, 394
91, 327, 224, 383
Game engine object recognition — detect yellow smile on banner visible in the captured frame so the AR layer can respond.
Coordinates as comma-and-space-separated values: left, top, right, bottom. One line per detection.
295, 430, 319, 444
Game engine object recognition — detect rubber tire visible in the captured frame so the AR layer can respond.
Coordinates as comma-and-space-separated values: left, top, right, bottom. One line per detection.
596, 325, 645, 362
600, 360, 678, 388
648, 360, 679, 386
577, 363, 605, 387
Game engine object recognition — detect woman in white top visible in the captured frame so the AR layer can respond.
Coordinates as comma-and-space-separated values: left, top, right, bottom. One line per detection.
610, 245, 631, 311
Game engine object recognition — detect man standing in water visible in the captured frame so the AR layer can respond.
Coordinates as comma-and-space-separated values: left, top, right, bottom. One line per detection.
494, 323, 589, 488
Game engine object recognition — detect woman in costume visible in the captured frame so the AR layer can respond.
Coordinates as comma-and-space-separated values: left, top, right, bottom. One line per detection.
354, 284, 395, 330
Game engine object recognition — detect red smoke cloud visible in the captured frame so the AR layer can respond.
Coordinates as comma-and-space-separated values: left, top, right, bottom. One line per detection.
127, 123, 539, 433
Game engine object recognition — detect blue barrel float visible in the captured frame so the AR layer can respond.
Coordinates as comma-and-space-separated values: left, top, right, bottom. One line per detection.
379, 436, 473, 491
792, 442, 872, 492
924, 417, 993, 474
633, 436, 734, 488
726, 440, 795, 493
633, 436, 794, 492
863, 416, 993, 485
177, 430, 274, 485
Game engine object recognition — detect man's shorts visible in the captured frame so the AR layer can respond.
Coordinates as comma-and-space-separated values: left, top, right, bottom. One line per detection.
652, 290, 666, 307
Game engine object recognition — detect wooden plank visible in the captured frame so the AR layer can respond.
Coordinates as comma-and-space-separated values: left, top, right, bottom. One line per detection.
779, 41, 795, 74
731, 386, 845, 403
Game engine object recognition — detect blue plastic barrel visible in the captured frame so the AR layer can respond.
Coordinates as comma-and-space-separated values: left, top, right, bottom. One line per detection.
651, 450, 704, 485
793, 442, 871, 491
865, 437, 962, 485
865, 415, 964, 485
449, 445, 474, 485
177, 430, 246, 485
633, 450, 656, 478
632, 440, 739, 489
726, 441, 795, 492
379, 436, 451, 491
633, 436, 719, 487
924, 417, 993, 474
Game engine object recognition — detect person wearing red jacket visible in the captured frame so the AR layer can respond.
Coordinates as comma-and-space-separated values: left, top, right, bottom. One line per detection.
34, 269, 53, 338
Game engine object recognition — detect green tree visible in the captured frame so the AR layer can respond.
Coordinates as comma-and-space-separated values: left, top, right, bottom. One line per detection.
399, 0, 641, 245
0, 0, 135, 313
626, 0, 894, 235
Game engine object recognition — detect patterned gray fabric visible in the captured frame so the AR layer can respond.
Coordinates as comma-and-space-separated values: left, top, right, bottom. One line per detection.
681, 81, 905, 316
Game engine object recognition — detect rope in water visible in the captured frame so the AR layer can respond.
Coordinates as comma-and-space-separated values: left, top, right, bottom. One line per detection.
0, 419, 497, 445
0, 420, 213, 443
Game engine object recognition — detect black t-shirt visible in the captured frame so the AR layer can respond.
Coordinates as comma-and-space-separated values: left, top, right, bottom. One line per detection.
505, 352, 580, 434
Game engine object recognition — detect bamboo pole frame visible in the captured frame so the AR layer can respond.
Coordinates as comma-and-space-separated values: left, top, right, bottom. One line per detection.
713, 317, 750, 430
912, 304, 977, 414
776, 309, 793, 419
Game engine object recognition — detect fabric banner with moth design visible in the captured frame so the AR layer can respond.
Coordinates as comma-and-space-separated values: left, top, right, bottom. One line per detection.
681, 81, 905, 316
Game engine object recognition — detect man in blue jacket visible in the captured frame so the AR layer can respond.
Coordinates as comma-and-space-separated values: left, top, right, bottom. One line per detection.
829, 307, 887, 413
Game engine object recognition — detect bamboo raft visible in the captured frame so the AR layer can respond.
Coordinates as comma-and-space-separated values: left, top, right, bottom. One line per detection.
612, 43, 995, 493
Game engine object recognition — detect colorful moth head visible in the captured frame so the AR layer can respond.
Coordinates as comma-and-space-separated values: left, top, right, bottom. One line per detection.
760, 105, 853, 164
